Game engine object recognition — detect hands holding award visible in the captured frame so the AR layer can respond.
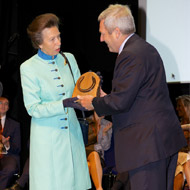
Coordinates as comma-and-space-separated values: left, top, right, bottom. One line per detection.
63, 71, 106, 111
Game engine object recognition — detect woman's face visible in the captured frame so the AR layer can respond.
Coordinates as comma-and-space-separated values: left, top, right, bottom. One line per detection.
39, 26, 61, 56
176, 99, 186, 118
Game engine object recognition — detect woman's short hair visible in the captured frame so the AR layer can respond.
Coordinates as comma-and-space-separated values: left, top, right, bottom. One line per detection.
27, 13, 60, 49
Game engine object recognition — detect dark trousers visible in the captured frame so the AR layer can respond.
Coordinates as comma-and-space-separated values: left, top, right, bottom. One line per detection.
0, 155, 18, 190
128, 153, 178, 190
111, 171, 130, 190
17, 158, 29, 188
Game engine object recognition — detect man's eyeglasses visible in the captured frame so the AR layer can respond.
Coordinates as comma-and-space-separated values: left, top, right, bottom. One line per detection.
0, 102, 9, 106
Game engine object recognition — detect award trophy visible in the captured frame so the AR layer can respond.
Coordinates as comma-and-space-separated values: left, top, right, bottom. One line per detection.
72, 71, 101, 98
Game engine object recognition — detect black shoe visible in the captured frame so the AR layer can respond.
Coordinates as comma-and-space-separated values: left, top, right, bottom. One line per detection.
5, 182, 23, 190
111, 180, 123, 190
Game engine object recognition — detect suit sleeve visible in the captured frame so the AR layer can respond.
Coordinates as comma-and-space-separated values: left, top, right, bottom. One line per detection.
93, 52, 146, 116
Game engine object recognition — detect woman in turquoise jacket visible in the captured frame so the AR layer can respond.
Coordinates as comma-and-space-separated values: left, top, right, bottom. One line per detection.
20, 13, 91, 190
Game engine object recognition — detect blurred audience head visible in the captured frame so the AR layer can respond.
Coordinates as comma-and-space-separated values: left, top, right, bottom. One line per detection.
176, 95, 190, 124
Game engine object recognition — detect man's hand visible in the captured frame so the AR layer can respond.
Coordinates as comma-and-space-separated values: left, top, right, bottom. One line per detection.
100, 88, 107, 97
1, 135, 10, 149
77, 95, 94, 111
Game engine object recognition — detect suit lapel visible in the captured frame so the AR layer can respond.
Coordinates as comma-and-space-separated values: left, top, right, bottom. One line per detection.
2, 118, 10, 136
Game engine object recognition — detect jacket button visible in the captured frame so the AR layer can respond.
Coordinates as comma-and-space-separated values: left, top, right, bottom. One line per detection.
61, 126, 68, 129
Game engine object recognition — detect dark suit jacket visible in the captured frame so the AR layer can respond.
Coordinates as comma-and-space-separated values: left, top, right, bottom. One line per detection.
93, 34, 187, 173
2, 117, 21, 168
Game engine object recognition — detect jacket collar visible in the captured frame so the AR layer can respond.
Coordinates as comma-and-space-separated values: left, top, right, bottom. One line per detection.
38, 49, 57, 60
123, 33, 139, 50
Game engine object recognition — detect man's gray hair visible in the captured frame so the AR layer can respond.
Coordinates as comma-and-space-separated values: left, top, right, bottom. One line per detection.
98, 4, 136, 34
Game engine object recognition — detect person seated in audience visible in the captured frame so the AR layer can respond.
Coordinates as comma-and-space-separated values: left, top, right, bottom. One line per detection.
0, 96, 21, 190
86, 111, 112, 190
5, 139, 30, 190
174, 152, 190, 190
176, 95, 190, 126
174, 95, 190, 190
4, 157, 29, 190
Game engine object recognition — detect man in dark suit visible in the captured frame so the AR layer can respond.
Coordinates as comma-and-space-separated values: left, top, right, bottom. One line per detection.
0, 96, 21, 190
77, 4, 187, 190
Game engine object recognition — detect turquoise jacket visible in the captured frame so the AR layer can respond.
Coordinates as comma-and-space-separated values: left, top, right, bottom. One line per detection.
20, 50, 91, 190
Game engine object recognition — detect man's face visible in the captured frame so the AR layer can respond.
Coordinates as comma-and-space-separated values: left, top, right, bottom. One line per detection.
99, 20, 119, 53
0, 97, 9, 116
